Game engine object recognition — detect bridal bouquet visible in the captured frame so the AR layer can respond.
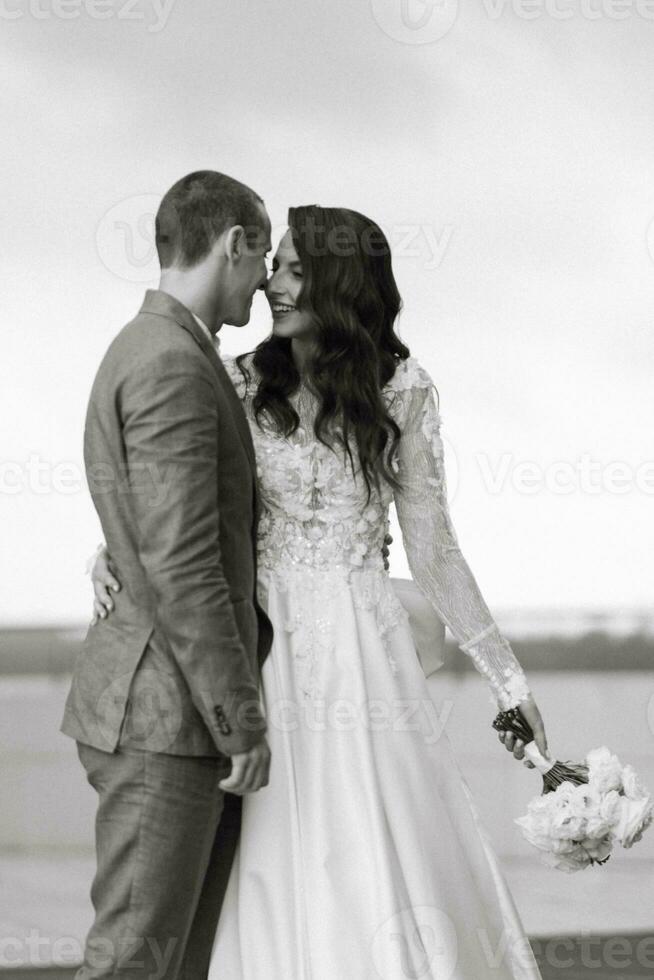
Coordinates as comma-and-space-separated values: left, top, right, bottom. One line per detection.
493, 708, 654, 873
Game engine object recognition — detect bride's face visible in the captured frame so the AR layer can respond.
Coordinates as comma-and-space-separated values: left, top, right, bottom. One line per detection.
265, 230, 316, 340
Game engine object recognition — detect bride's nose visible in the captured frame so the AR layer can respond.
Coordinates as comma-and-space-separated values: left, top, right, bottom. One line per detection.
265, 275, 282, 299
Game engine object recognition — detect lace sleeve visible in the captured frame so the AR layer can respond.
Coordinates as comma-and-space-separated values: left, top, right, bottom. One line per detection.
390, 360, 531, 710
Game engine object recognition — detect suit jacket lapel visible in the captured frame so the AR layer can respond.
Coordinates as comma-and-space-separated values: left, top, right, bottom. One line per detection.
139, 290, 257, 473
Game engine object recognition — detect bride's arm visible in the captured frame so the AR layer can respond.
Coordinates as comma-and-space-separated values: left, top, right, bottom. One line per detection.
391, 362, 548, 759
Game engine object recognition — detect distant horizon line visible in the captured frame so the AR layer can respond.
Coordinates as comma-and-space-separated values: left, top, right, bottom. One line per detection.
1, 605, 653, 637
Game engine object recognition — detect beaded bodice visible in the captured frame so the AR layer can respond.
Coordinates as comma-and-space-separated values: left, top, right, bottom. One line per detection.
249, 382, 393, 577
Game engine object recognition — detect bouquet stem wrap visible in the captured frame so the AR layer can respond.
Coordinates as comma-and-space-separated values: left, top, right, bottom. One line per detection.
492, 707, 589, 794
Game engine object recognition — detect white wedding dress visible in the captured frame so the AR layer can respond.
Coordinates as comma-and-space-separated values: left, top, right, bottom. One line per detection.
208, 353, 542, 980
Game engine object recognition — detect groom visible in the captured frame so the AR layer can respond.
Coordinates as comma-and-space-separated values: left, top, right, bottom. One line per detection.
61, 172, 274, 978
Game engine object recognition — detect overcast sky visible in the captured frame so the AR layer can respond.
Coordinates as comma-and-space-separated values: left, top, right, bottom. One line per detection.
2, 0, 653, 626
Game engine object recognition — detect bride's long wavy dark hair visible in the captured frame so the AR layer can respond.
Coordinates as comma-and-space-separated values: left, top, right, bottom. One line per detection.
236, 205, 411, 500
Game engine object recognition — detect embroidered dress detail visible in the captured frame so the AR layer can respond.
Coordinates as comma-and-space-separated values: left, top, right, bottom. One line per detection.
224, 354, 530, 710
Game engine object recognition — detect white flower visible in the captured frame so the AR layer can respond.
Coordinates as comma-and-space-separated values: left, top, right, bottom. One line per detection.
614, 795, 654, 849
585, 746, 624, 795
621, 764, 648, 801
514, 815, 551, 852
541, 845, 592, 874
581, 835, 613, 864
565, 783, 592, 818
515, 786, 588, 852
558, 813, 588, 840
586, 790, 621, 838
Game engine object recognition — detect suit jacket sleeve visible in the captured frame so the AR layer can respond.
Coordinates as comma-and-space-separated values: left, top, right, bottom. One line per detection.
121, 351, 267, 754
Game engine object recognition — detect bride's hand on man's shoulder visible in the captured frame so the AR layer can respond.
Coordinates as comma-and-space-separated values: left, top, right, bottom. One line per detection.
496, 692, 549, 770
90, 546, 121, 625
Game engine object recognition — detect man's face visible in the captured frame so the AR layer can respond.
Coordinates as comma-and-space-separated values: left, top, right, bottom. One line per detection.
224, 203, 272, 328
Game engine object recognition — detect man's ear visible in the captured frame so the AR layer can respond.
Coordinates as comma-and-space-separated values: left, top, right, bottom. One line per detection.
224, 225, 246, 263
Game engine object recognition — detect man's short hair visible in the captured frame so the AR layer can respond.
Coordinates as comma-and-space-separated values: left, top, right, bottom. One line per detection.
155, 171, 265, 269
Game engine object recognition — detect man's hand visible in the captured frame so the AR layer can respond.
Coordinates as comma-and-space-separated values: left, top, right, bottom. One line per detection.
496, 693, 549, 769
382, 532, 393, 571
219, 737, 271, 795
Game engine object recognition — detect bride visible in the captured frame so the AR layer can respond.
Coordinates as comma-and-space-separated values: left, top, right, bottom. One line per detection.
91, 205, 548, 979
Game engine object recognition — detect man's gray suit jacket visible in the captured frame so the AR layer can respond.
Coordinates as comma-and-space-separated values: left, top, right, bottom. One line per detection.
61, 289, 273, 759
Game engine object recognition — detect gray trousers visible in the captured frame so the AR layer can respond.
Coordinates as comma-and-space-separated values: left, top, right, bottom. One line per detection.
75, 742, 241, 980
